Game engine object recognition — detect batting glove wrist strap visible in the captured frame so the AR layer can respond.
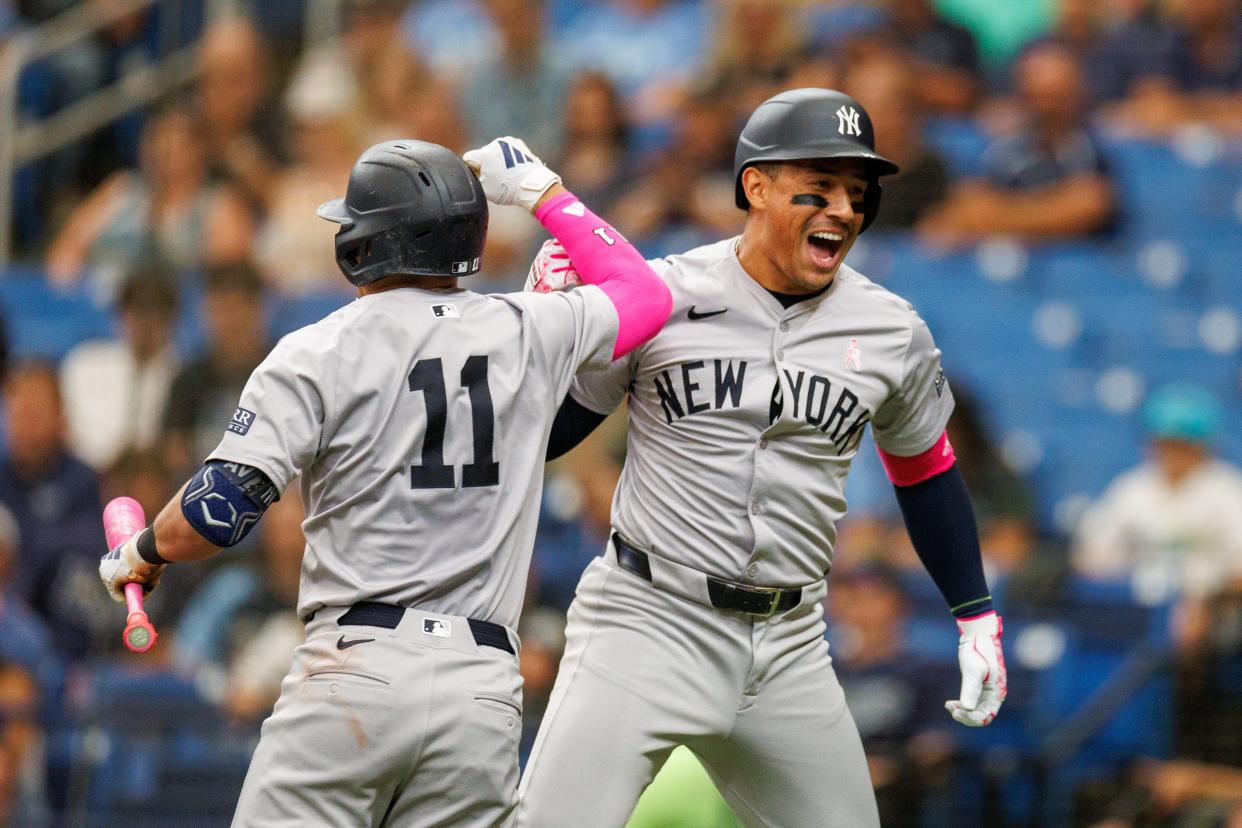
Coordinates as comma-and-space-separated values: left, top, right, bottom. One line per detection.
946, 610, 1007, 727
463, 136, 562, 212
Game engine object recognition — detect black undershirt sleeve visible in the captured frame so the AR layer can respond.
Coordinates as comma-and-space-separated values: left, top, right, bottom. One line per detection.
547, 395, 610, 461
893, 463, 994, 618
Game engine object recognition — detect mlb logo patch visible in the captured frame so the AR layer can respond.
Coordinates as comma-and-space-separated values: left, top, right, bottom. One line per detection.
451, 261, 470, 274
227, 407, 256, 435
422, 618, 451, 638
431, 304, 460, 319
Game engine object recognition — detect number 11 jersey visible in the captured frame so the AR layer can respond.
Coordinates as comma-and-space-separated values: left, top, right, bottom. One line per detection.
208, 285, 619, 627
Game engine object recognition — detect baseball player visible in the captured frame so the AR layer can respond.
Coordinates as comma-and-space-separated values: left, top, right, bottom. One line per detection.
97, 138, 672, 827
517, 88, 1008, 827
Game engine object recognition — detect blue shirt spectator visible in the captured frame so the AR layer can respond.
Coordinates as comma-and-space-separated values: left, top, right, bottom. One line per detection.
459, 0, 571, 158
0, 363, 108, 661
554, 0, 708, 123
402, 0, 499, 76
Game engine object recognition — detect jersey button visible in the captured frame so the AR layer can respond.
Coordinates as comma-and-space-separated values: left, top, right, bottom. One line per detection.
776, 350, 785, 360
747, 564, 759, 578
779, 322, 789, 332
759, 439, 768, 449
751, 504, 760, 515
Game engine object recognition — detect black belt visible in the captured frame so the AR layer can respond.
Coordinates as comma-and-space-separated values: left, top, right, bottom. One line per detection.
338, 601, 515, 655
612, 535, 802, 617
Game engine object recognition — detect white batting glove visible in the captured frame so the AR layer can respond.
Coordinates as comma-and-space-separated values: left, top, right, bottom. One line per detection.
524, 240, 583, 293
99, 532, 165, 603
945, 611, 1007, 727
462, 136, 561, 213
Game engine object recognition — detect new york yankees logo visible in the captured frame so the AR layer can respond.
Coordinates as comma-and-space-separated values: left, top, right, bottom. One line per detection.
835, 106, 861, 136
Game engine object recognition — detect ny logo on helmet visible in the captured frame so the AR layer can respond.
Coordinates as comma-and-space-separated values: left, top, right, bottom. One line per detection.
836, 106, 861, 137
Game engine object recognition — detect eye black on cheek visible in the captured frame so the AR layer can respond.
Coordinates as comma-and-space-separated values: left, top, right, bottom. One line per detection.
791, 193, 829, 208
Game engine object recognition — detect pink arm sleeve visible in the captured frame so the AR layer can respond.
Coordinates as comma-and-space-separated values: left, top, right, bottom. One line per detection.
876, 431, 957, 486
535, 191, 672, 359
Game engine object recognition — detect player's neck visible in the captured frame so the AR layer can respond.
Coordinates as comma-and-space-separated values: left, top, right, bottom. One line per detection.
736, 233, 833, 296
359, 275, 460, 295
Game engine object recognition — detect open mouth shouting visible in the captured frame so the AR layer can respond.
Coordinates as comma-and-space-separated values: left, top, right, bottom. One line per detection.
806, 227, 847, 271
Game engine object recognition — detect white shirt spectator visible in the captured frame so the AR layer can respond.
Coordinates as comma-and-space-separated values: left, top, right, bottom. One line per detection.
60, 340, 179, 470
1074, 458, 1242, 601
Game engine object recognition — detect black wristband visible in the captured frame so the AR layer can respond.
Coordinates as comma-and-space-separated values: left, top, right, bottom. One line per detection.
135, 527, 170, 565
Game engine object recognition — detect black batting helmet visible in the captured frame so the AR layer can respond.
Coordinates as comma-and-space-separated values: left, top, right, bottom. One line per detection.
318, 140, 488, 286
734, 88, 899, 232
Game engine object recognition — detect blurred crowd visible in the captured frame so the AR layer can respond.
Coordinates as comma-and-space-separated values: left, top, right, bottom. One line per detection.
0, 0, 1241, 824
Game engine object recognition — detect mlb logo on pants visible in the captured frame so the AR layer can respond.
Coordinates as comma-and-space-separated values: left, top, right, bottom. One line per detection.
423, 618, 451, 637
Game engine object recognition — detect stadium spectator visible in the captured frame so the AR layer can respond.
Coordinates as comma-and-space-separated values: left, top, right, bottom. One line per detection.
161, 262, 270, 477
704, 0, 808, 114
195, 15, 287, 211
826, 562, 958, 827
917, 42, 1116, 247
0, 654, 41, 825
400, 0, 497, 77
1101, 0, 1242, 134
0, 362, 109, 660
1073, 384, 1242, 645
459, 0, 570, 158
554, 72, 632, 214
881, 0, 984, 113
555, 0, 710, 126
0, 503, 61, 704
59, 265, 181, 470
842, 47, 951, 231
254, 52, 360, 295
44, 107, 254, 295
610, 88, 741, 249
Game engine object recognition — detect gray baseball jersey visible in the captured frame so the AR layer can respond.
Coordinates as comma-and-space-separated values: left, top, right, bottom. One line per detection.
208, 284, 618, 628
571, 235, 953, 585
518, 237, 953, 828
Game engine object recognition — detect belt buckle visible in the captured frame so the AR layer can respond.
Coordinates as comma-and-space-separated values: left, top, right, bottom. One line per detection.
753, 586, 782, 618
711, 577, 783, 617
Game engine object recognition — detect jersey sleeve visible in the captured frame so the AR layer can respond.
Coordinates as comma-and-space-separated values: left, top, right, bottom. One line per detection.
206, 331, 331, 492
871, 313, 955, 456
510, 284, 620, 396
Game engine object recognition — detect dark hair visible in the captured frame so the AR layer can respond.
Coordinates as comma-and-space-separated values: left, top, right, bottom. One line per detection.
118, 260, 180, 315
202, 261, 265, 297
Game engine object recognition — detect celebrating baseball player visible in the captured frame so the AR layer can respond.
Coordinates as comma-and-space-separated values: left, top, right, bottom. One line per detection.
518, 88, 1007, 827
97, 138, 672, 826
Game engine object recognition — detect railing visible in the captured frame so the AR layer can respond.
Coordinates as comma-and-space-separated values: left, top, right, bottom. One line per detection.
0, 0, 347, 267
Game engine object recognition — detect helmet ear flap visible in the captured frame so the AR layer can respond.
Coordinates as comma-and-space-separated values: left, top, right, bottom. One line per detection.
860, 179, 882, 233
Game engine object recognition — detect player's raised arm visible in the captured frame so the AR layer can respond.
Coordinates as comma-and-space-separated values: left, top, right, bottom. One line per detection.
464, 137, 672, 359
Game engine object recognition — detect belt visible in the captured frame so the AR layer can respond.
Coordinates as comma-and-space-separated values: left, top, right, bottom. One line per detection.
611, 534, 802, 618
337, 601, 515, 655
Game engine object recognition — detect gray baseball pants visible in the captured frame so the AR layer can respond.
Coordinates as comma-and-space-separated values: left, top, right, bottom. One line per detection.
231, 605, 522, 828
517, 546, 879, 828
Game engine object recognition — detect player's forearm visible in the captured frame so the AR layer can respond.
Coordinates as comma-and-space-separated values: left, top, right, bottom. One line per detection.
880, 439, 993, 618
535, 190, 673, 358
149, 482, 227, 563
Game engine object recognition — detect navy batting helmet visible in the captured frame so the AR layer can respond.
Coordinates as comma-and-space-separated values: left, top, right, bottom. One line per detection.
317, 140, 488, 286
734, 88, 899, 232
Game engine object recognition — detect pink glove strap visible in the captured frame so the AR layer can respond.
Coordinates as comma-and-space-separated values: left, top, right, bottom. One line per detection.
876, 431, 957, 487
536, 192, 671, 359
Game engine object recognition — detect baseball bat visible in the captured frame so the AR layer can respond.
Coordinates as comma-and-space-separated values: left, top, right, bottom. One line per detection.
102, 497, 158, 654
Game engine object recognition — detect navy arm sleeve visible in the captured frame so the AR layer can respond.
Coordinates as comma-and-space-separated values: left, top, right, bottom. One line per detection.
547, 395, 609, 461
893, 464, 994, 618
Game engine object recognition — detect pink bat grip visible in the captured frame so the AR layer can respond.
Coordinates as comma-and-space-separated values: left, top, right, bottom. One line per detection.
102, 497, 158, 653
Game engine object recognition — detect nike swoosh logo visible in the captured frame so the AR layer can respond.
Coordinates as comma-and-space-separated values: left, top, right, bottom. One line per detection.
687, 306, 727, 320
336, 635, 375, 650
